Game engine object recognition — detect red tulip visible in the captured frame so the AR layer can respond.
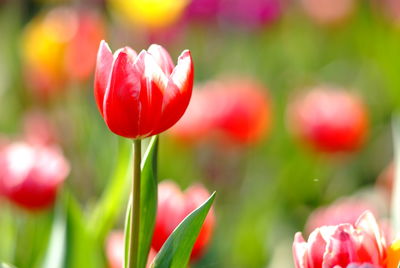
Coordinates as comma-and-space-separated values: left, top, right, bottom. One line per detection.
94, 41, 193, 139
171, 78, 271, 146
151, 180, 215, 260
288, 86, 368, 153
293, 211, 387, 268
106, 231, 156, 268
0, 142, 69, 211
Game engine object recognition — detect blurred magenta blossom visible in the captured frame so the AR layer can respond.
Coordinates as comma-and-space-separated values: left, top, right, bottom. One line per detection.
221, 0, 283, 29
293, 211, 387, 268
0, 142, 69, 211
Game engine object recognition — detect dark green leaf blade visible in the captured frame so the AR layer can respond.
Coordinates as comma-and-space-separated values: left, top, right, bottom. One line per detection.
151, 192, 216, 268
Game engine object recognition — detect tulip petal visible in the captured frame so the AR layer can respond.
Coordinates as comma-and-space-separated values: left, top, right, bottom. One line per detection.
322, 225, 358, 268
103, 49, 142, 138
307, 229, 327, 268
355, 211, 386, 265
155, 50, 194, 134
147, 44, 174, 75
293, 232, 310, 268
133, 51, 169, 137
94, 40, 113, 116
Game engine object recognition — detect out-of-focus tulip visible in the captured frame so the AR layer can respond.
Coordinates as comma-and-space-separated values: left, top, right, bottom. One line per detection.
305, 198, 379, 235
108, 0, 188, 29
220, 0, 283, 29
151, 180, 215, 260
287, 86, 368, 153
106, 231, 156, 268
21, 7, 105, 97
171, 78, 271, 146
299, 0, 357, 26
293, 211, 387, 268
94, 41, 193, 139
0, 142, 69, 211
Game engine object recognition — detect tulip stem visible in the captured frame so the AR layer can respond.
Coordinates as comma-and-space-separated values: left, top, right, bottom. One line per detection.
128, 139, 141, 268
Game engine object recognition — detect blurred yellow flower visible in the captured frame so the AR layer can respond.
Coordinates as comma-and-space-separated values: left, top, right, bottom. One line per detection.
388, 239, 400, 268
109, 0, 189, 29
21, 7, 104, 98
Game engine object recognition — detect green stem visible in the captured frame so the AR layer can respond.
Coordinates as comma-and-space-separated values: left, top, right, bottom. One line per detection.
128, 139, 141, 268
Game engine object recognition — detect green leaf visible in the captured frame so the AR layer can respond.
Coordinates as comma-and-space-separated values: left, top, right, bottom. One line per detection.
0, 263, 16, 268
41, 204, 67, 268
89, 138, 131, 240
151, 192, 216, 268
123, 197, 131, 268
124, 136, 159, 268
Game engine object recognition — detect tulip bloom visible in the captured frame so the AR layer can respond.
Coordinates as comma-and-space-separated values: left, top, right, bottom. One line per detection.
151, 181, 215, 260
387, 239, 400, 268
171, 78, 271, 145
21, 7, 105, 97
293, 211, 387, 268
0, 142, 69, 211
106, 231, 156, 268
94, 41, 193, 139
287, 86, 368, 153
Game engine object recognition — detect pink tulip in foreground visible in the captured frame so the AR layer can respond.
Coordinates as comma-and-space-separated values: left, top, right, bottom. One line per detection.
94, 41, 193, 139
151, 180, 215, 260
0, 142, 69, 211
293, 211, 387, 268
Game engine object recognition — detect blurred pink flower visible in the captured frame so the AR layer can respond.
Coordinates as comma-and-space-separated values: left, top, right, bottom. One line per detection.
185, 0, 221, 22
299, 0, 357, 26
106, 231, 156, 268
287, 86, 369, 154
293, 211, 387, 268
305, 198, 379, 235
0, 142, 69, 211
171, 77, 271, 146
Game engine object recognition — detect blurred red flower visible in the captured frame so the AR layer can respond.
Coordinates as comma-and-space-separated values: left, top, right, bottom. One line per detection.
287, 86, 369, 153
106, 231, 156, 268
0, 142, 69, 211
171, 78, 271, 146
22, 111, 58, 146
94, 41, 193, 139
21, 7, 105, 98
293, 211, 387, 268
151, 180, 215, 260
